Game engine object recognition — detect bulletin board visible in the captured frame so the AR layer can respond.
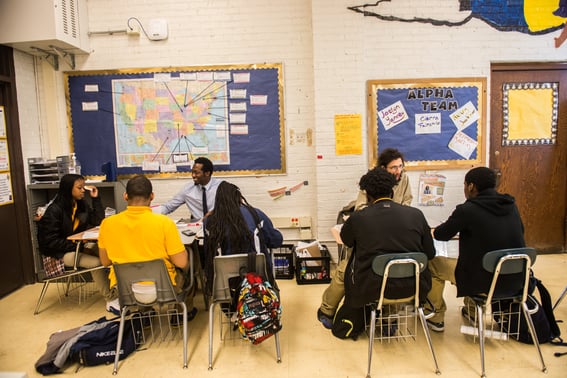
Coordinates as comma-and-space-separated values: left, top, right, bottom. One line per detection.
65, 63, 285, 178
367, 78, 486, 170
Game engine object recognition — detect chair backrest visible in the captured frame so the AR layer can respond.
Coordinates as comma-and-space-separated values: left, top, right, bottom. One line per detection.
113, 259, 178, 308
212, 253, 267, 302
371, 252, 428, 308
372, 252, 428, 278
482, 247, 537, 302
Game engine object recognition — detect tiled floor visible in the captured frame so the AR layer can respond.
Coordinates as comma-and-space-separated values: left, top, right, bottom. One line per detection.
0, 253, 566, 378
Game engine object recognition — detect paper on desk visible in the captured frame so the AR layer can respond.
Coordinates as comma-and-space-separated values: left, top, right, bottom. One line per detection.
434, 239, 448, 257
82, 228, 100, 240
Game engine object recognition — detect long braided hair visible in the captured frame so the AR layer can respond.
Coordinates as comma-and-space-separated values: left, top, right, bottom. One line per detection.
204, 181, 257, 293
205, 181, 258, 251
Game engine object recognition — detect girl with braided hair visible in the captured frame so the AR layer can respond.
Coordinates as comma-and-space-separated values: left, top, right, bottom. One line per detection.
204, 181, 282, 294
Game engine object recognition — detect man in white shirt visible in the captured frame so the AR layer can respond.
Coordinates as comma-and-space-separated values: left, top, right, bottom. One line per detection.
159, 157, 222, 220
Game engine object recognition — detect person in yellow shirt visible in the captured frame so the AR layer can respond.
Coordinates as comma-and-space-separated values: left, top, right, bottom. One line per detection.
98, 174, 197, 321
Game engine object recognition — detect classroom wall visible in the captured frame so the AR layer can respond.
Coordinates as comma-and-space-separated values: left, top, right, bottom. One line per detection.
13, 0, 566, 257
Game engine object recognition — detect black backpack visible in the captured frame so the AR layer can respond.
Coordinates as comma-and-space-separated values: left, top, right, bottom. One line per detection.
70, 317, 142, 367
495, 276, 563, 345
331, 303, 366, 340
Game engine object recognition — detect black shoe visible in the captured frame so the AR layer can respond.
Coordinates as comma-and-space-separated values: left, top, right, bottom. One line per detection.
426, 319, 445, 332
170, 307, 198, 327
381, 319, 398, 337
132, 310, 156, 329
317, 308, 334, 329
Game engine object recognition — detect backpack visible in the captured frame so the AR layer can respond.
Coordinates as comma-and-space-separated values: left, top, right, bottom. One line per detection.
70, 317, 142, 367
495, 276, 563, 345
36, 317, 141, 375
331, 303, 366, 340
236, 271, 282, 345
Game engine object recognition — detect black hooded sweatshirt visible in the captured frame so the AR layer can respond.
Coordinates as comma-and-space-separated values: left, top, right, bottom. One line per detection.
434, 188, 525, 297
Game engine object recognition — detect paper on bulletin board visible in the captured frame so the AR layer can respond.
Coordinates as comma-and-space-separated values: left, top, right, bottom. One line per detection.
0, 140, 9, 171
0, 172, 14, 206
335, 114, 362, 155
0, 106, 6, 138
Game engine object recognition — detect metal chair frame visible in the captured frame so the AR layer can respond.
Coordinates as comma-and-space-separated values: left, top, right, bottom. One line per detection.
34, 241, 105, 315
207, 253, 281, 370
111, 257, 194, 374
470, 247, 546, 378
366, 252, 440, 378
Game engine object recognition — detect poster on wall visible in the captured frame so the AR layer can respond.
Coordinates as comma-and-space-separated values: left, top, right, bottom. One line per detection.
0, 139, 9, 171
0, 106, 6, 138
367, 78, 486, 170
0, 173, 13, 206
334, 114, 362, 155
418, 174, 446, 206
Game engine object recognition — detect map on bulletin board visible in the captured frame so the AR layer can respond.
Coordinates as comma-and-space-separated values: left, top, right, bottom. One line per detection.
65, 63, 285, 178
367, 78, 486, 170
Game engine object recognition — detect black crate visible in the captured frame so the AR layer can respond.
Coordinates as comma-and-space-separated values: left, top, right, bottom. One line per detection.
295, 244, 332, 285
272, 244, 295, 279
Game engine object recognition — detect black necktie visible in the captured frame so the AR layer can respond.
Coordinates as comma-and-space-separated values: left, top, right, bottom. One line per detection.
202, 187, 208, 216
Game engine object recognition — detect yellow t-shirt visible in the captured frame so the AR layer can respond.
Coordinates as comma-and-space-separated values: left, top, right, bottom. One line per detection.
98, 206, 186, 287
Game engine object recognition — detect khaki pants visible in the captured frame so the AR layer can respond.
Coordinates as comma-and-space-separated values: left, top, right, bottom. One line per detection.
424, 256, 457, 323
320, 247, 351, 317
63, 251, 111, 301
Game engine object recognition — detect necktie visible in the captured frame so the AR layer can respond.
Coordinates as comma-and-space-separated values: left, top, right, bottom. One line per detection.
202, 186, 208, 216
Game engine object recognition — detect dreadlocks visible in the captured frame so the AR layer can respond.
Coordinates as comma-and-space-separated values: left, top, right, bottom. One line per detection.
205, 181, 254, 255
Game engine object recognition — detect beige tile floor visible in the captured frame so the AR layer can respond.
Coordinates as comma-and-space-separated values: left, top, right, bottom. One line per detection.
1, 253, 566, 378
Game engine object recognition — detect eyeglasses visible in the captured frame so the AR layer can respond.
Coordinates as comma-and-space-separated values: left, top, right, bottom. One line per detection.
386, 164, 404, 171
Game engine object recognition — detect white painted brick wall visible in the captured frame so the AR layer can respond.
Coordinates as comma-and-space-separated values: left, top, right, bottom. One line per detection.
12, 0, 566, 259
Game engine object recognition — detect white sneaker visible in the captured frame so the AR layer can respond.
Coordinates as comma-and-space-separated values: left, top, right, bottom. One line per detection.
106, 298, 120, 315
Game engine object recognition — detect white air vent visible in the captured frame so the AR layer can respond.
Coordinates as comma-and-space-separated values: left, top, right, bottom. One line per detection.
0, 0, 90, 56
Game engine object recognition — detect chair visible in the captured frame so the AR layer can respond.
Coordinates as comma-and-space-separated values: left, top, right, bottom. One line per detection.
366, 252, 440, 378
34, 242, 105, 315
208, 253, 281, 370
468, 247, 546, 378
111, 257, 194, 374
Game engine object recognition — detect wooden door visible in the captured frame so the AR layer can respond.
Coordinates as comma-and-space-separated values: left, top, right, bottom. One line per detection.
0, 46, 35, 298
490, 63, 567, 253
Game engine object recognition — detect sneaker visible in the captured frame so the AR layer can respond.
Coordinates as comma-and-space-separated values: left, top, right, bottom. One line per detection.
106, 298, 121, 316
461, 307, 476, 326
317, 308, 334, 330
170, 307, 198, 327
426, 319, 445, 332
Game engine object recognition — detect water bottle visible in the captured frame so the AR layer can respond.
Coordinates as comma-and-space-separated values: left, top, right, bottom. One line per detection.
69, 153, 81, 174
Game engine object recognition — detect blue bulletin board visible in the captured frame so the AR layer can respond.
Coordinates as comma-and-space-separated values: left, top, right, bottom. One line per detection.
64, 63, 285, 178
367, 78, 486, 170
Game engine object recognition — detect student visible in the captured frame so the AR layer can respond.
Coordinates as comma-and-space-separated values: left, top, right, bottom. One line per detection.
424, 167, 525, 332
37, 174, 112, 311
203, 181, 283, 294
98, 175, 198, 321
317, 148, 413, 329
341, 168, 435, 309
158, 157, 222, 220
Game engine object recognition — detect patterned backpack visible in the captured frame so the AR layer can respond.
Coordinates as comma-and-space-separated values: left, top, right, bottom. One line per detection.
236, 271, 282, 345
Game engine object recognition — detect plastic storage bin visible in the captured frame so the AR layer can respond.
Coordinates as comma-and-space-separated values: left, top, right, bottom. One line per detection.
272, 244, 295, 279
295, 244, 331, 285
